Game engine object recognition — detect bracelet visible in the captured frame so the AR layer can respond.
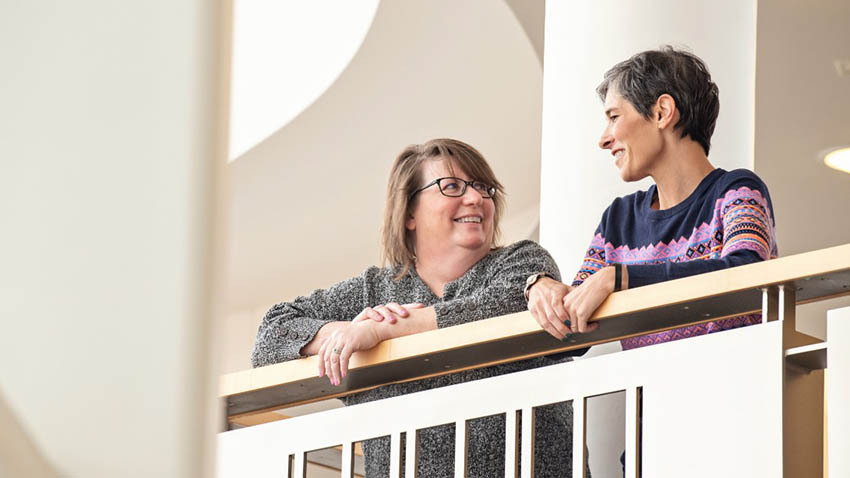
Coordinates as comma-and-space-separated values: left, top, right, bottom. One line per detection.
524, 272, 551, 301
613, 263, 623, 292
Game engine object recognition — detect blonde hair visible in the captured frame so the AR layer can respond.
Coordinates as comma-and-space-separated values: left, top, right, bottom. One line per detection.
381, 138, 505, 278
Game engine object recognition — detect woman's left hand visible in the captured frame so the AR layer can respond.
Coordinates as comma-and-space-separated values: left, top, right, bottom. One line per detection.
317, 319, 382, 386
351, 302, 425, 324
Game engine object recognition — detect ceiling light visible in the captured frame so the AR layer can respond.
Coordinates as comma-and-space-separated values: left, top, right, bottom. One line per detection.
824, 147, 850, 174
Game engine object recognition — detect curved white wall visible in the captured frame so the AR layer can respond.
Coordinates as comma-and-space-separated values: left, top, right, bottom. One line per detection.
229, 0, 379, 159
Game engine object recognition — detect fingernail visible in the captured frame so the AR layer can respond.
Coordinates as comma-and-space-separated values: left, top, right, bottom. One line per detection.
563, 319, 571, 327
561, 333, 573, 342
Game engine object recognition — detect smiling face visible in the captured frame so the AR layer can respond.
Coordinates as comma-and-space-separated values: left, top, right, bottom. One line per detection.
599, 88, 664, 182
405, 158, 495, 258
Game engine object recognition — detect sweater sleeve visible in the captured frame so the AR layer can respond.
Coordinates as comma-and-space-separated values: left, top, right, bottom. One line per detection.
626, 184, 777, 288
433, 241, 561, 328
572, 207, 611, 286
251, 270, 374, 367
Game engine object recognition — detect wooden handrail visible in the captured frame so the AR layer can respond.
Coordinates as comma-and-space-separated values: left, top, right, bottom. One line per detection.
221, 243, 850, 421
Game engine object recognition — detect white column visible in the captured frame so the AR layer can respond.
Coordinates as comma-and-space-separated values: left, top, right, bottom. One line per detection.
828, 306, 850, 478
0, 1, 227, 476
540, 2, 757, 476
540, 0, 757, 275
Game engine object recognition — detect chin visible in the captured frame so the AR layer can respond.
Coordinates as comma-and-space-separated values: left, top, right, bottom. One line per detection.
456, 235, 488, 250
618, 167, 644, 183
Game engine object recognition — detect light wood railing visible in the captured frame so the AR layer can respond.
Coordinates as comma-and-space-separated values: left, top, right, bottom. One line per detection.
221, 244, 850, 419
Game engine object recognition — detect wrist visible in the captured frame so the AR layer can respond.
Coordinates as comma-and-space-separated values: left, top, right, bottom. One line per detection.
360, 319, 387, 343
524, 272, 554, 301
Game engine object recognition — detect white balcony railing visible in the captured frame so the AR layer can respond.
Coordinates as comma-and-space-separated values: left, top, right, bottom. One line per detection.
218, 244, 850, 477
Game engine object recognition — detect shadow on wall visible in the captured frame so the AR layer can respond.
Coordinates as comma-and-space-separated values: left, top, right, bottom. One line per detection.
0, 389, 59, 478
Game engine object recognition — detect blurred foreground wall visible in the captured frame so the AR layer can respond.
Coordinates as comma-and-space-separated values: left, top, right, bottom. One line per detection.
0, 2, 228, 476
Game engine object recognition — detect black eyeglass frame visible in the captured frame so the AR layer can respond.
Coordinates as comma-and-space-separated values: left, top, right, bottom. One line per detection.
409, 177, 497, 199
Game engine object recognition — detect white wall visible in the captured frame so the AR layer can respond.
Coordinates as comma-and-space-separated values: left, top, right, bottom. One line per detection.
754, 0, 850, 339
540, 2, 757, 476
0, 1, 227, 476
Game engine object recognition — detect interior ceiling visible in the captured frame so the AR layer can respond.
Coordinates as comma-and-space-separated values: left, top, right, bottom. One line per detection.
224, 0, 544, 315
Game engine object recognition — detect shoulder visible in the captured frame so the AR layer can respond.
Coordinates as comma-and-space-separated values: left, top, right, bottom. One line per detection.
596, 187, 649, 228
486, 240, 561, 279
489, 239, 550, 260
359, 264, 404, 287
607, 187, 648, 214
712, 168, 771, 196
319, 265, 394, 296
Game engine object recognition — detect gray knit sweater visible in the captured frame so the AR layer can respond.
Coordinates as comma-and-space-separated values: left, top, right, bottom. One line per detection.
252, 240, 583, 477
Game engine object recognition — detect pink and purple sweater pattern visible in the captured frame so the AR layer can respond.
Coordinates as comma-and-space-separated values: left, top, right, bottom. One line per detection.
574, 182, 777, 350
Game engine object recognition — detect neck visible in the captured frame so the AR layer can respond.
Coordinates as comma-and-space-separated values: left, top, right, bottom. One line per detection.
413, 245, 490, 298
650, 139, 715, 210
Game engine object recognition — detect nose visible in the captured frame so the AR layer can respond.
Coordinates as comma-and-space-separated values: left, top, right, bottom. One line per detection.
461, 183, 484, 204
599, 125, 613, 150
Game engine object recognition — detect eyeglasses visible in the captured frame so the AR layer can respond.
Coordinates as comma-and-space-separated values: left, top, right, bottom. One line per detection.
410, 177, 497, 199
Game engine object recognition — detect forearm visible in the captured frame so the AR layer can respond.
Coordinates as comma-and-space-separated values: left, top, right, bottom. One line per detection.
626, 249, 762, 288
252, 312, 331, 367
303, 306, 437, 356
371, 306, 438, 341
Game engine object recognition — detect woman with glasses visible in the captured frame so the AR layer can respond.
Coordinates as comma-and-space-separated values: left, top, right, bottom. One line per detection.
252, 138, 586, 477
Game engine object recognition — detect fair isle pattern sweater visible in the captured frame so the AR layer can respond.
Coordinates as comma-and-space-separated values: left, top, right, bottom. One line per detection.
573, 168, 778, 350
253, 240, 587, 478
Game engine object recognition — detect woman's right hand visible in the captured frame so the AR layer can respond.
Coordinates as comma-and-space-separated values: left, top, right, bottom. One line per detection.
350, 302, 425, 324
317, 307, 392, 386
526, 277, 574, 340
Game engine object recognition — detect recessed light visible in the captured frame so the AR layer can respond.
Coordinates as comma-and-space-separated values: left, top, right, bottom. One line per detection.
824, 147, 850, 174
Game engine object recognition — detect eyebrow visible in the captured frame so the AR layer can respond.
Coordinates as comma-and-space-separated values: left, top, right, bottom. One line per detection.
604, 107, 618, 118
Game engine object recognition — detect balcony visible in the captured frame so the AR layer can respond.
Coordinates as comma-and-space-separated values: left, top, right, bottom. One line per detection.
218, 244, 850, 477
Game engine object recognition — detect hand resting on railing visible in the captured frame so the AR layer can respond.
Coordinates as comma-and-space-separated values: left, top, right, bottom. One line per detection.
312, 302, 427, 386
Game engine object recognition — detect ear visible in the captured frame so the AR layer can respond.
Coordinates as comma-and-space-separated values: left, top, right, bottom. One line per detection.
654, 94, 678, 130
405, 214, 416, 231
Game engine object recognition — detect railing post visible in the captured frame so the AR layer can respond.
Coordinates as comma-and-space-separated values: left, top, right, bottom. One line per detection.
341, 443, 353, 478
505, 410, 519, 478
761, 286, 778, 323
778, 284, 825, 477
405, 429, 418, 478
828, 307, 850, 477
520, 407, 534, 478
454, 420, 468, 478
282, 454, 291, 478
293, 452, 305, 478
624, 387, 641, 478
390, 432, 402, 478
572, 398, 587, 478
